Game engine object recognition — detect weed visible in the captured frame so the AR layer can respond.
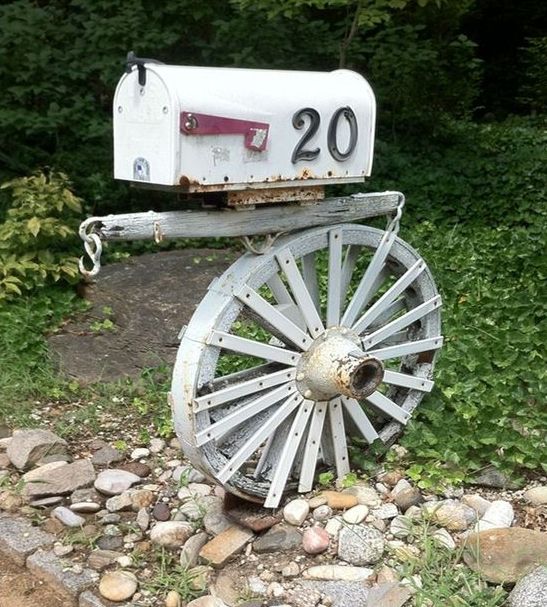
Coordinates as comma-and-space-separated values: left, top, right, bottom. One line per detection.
143, 548, 205, 602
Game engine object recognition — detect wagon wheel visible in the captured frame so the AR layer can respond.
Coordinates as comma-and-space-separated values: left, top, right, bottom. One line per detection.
171, 224, 442, 508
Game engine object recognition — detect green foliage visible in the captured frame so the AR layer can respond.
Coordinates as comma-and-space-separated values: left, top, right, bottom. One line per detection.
144, 549, 205, 602
519, 37, 547, 113
0, 172, 82, 300
365, 116, 547, 487
397, 519, 507, 605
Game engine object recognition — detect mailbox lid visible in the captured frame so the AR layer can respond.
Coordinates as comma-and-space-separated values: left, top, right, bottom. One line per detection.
113, 64, 376, 191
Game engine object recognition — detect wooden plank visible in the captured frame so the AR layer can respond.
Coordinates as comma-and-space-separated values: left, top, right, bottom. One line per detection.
83, 192, 400, 242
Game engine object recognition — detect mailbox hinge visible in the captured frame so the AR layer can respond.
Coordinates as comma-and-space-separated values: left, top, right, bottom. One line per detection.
125, 51, 164, 87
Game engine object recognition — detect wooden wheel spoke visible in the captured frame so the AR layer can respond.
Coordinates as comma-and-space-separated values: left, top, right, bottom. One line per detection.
264, 400, 314, 507
382, 370, 434, 392
195, 383, 296, 446
352, 259, 426, 334
342, 230, 397, 327
276, 248, 324, 338
327, 228, 343, 327
366, 336, 444, 361
342, 397, 379, 443
362, 295, 442, 349
236, 285, 312, 350
297, 402, 328, 493
328, 398, 350, 478
340, 244, 360, 305
209, 330, 301, 366
217, 394, 303, 483
365, 391, 411, 425
194, 368, 296, 412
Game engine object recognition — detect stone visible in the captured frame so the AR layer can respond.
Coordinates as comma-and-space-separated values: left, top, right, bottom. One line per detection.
173, 464, 206, 484
151, 521, 193, 549
23, 459, 96, 499
325, 516, 344, 538
53, 542, 74, 557
91, 445, 124, 466
165, 590, 182, 607
136, 507, 150, 531
461, 493, 491, 517
366, 582, 412, 607
283, 498, 310, 525
22, 461, 67, 482
282, 562, 300, 577
523, 486, 547, 507
392, 488, 423, 512
309, 495, 327, 508
298, 579, 369, 607
118, 461, 151, 478
131, 490, 153, 512
0, 515, 55, 565
99, 570, 138, 602
474, 499, 514, 532
188, 565, 215, 592
27, 548, 99, 597
153, 502, 171, 521
322, 491, 358, 510
179, 500, 204, 521
7, 429, 67, 470
312, 504, 333, 522
187, 597, 227, 607
378, 470, 404, 487
223, 493, 281, 532
253, 523, 301, 553
376, 565, 400, 585
180, 531, 209, 568
99, 513, 121, 524
0, 490, 23, 512
0, 437, 12, 451
0, 453, 11, 468
343, 504, 369, 524
471, 465, 518, 489
94, 469, 140, 495
212, 574, 240, 607
199, 525, 254, 567
106, 492, 133, 512
391, 479, 412, 495
71, 487, 102, 504
130, 447, 150, 460
302, 565, 375, 582
423, 499, 477, 531
97, 535, 124, 551
431, 528, 456, 549
117, 555, 133, 568
53, 506, 86, 527
149, 438, 166, 454
463, 528, 547, 584
338, 525, 385, 565
88, 549, 124, 571
389, 515, 413, 539
30, 496, 64, 509
373, 503, 399, 520
70, 501, 101, 514
248, 576, 267, 596
508, 566, 547, 607
302, 526, 330, 554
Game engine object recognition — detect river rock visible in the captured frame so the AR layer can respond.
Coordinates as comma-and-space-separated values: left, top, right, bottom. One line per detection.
373, 503, 399, 520
389, 515, 413, 539
187, 597, 227, 607
106, 492, 133, 512
471, 465, 518, 489
462, 493, 491, 517
91, 445, 124, 466
283, 499, 310, 526
52, 506, 85, 528
153, 502, 171, 521
23, 459, 96, 499
474, 499, 514, 532
99, 570, 138, 602
118, 462, 151, 478
322, 491, 358, 510
392, 487, 423, 512
130, 447, 150, 460
312, 504, 332, 522
130, 489, 155, 510
165, 590, 182, 607
136, 507, 150, 531
523, 486, 547, 507
325, 516, 344, 538
431, 528, 456, 549
302, 526, 329, 554
180, 531, 209, 568
302, 565, 374, 582
150, 521, 193, 549
463, 528, 547, 583
88, 549, 124, 571
342, 485, 381, 507
253, 523, 301, 553
508, 566, 547, 607
70, 501, 101, 513
338, 525, 384, 565
7, 429, 68, 470
22, 461, 67, 482
423, 499, 477, 531
343, 504, 369, 524
94, 469, 140, 496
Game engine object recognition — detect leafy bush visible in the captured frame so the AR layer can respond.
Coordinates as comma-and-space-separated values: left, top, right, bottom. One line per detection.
362, 116, 547, 487
0, 171, 82, 300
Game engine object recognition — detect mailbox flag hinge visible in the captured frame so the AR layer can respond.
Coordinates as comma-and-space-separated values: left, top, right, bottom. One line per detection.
125, 51, 164, 87
180, 111, 270, 152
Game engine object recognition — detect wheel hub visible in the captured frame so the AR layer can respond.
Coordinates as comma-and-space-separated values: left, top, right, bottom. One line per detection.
296, 327, 384, 401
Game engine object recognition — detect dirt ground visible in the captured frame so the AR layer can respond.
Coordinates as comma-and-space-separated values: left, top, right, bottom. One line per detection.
0, 552, 66, 607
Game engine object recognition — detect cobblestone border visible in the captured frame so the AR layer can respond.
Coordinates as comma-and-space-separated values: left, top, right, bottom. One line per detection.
0, 512, 128, 607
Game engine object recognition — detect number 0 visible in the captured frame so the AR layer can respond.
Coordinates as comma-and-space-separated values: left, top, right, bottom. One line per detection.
327, 106, 358, 161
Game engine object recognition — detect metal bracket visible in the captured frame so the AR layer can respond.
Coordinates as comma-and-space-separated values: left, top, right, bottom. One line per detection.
240, 233, 284, 255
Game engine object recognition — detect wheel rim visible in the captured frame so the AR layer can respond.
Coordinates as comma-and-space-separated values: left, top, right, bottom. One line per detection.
171, 224, 442, 507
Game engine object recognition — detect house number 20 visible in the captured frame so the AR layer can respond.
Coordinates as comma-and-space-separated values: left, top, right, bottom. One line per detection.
291, 106, 358, 164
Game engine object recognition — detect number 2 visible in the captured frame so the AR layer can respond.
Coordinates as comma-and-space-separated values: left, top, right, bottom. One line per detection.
291, 106, 358, 164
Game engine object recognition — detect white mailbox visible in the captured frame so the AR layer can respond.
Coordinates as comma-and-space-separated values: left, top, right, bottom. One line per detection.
113, 59, 376, 195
